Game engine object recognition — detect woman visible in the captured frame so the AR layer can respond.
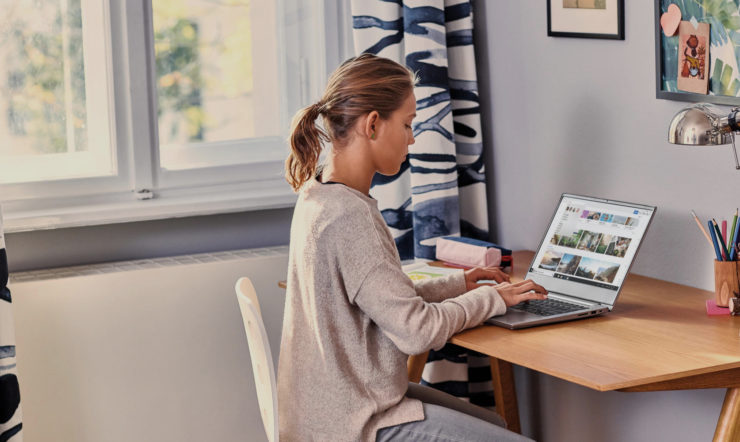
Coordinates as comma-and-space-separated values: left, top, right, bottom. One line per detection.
279, 53, 547, 442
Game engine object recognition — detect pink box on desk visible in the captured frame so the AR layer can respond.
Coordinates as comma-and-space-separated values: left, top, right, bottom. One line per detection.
436, 236, 502, 268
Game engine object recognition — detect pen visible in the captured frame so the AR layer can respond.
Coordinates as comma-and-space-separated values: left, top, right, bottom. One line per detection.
713, 219, 731, 261
709, 220, 724, 261
690, 210, 714, 247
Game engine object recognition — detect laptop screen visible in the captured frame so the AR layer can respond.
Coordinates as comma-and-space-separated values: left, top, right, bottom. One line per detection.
527, 194, 655, 306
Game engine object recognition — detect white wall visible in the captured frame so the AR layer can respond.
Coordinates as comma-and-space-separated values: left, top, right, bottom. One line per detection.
473, 2, 735, 441
10, 249, 288, 442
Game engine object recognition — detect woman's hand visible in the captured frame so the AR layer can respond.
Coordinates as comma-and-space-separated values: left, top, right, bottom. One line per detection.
492, 280, 548, 307
464, 266, 510, 291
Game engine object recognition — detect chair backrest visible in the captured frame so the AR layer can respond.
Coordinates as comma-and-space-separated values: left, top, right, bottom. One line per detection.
235, 277, 278, 442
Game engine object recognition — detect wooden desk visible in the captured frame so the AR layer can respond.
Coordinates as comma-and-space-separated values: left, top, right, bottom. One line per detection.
447, 250, 740, 441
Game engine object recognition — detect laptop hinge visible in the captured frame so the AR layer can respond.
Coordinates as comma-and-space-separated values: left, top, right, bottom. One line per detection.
547, 291, 612, 308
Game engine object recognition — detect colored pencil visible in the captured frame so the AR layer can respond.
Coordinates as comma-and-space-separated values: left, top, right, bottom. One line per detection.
709, 220, 724, 261
690, 210, 714, 247
730, 209, 739, 251
732, 216, 740, 261
713, 219, 731, 260
722, 220, 728, 245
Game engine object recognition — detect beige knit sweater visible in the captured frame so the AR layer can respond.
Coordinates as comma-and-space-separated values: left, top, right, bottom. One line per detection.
277, 178, 507, 441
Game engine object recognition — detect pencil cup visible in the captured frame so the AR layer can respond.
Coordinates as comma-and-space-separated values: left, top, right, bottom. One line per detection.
714, 260, 740, 307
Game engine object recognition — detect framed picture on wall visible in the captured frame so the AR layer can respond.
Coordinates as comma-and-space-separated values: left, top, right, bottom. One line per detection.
547, 0, 625, 40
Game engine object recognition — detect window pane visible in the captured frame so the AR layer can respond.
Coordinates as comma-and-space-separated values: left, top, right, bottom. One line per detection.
0, 0, 113, 184
152, 0, 280, 164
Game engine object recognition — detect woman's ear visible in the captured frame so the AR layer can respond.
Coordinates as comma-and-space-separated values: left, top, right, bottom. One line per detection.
364, 111, 380, 140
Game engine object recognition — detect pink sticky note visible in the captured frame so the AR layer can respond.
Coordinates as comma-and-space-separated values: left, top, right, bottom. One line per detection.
660, 4, 681, 37
706, 299, 730, 316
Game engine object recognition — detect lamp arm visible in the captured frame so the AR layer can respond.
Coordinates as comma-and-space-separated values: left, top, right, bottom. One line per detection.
727, 108, 740, 170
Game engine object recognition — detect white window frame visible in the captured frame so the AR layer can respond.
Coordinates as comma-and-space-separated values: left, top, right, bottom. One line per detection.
2, 0, 352, 233
1, 0, 126, 202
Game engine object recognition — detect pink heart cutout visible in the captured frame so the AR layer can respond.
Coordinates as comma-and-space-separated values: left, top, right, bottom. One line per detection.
660, 4, 681, 37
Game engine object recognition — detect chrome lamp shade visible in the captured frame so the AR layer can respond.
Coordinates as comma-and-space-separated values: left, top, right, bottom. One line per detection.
667, 103, 740, 169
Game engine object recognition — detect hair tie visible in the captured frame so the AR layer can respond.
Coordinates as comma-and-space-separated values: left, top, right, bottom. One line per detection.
314, 100, 328, 115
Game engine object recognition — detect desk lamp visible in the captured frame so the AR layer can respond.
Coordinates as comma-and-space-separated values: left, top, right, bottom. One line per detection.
668, 103, 740, 170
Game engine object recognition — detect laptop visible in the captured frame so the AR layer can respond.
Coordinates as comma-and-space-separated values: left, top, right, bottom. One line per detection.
487, 193, 656, 329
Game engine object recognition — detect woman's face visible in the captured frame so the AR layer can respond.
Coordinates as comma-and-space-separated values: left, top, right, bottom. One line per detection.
372, 93, 416, 176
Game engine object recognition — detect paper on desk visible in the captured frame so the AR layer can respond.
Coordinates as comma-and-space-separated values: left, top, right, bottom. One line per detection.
403, 262, 462, 282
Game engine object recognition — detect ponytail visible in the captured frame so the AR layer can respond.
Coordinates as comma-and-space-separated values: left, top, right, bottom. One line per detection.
286, 103, 327, 191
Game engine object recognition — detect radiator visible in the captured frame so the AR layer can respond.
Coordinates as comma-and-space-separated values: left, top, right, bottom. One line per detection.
8, 246, 289, 442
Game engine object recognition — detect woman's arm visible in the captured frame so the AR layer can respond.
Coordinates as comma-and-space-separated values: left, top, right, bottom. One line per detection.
413, 272, 467, 303
413, 267, 511, 303
353, 259, 546, 355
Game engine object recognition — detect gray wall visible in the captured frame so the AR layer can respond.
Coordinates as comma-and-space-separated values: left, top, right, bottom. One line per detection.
476, 1, 738, 291
474, 1, 734, 441
6, 208, 293, 272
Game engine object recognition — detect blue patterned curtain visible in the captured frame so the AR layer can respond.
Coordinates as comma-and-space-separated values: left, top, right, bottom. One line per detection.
351, 0, 489, 261
351, 0, 496, 409
0, 207, 22, 441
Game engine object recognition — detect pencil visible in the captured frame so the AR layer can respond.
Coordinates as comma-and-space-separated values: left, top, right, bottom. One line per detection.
730, 209, 738, 251
709, 220, 724, 261
713, 219, 731, 260
691, 210, 714, 247
722, 220, 728, 245
731, 216, 740, 261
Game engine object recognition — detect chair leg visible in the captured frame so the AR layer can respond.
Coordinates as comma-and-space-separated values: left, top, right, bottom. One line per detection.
490, 357, 521, 433
407, 351, 429, 383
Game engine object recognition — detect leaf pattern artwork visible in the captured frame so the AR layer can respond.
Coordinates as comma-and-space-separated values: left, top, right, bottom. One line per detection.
661, 0, 740, 97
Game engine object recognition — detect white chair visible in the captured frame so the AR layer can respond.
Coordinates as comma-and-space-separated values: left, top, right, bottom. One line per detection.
235, 277, 279, 442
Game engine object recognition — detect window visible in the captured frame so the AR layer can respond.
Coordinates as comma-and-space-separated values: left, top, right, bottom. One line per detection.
153, 0, 281, 171
0, 0, 115, 186
0, 0, 350, 232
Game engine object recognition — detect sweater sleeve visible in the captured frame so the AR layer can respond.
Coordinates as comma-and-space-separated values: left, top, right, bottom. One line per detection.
413, 272, 467, 303
354, 259, 507, 355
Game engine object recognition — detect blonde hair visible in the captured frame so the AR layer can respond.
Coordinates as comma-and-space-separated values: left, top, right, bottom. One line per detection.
285, 53, 416, 191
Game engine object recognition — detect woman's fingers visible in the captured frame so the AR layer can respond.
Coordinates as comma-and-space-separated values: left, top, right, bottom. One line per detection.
483, 267, 510, 282
470, 267, 510, 283
495, 279, 549, 307
464, 267, 511, 290
516, 290, 548, 302
510, 279, 547, 294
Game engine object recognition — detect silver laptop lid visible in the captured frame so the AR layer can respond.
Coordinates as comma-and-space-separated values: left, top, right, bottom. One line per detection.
526, 194, 656, 308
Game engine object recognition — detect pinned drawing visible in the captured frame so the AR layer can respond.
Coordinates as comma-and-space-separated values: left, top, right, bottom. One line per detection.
677, 21, 710, 94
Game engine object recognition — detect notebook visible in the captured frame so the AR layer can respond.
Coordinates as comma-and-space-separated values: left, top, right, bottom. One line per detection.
487, 193, 656, 330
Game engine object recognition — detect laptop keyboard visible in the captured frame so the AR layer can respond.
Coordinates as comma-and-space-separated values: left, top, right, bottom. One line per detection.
510, 298, 586, 316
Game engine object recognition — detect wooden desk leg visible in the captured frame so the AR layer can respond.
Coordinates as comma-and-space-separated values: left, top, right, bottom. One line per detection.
407, 351, 429, 383
714, 387, 740, 442
490, 357, 521, 434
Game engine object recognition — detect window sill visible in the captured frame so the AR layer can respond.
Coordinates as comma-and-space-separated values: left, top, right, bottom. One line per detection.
4, 178, 297, 233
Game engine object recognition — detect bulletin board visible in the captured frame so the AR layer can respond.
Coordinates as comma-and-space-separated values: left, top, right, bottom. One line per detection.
656, 0, 740, 105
